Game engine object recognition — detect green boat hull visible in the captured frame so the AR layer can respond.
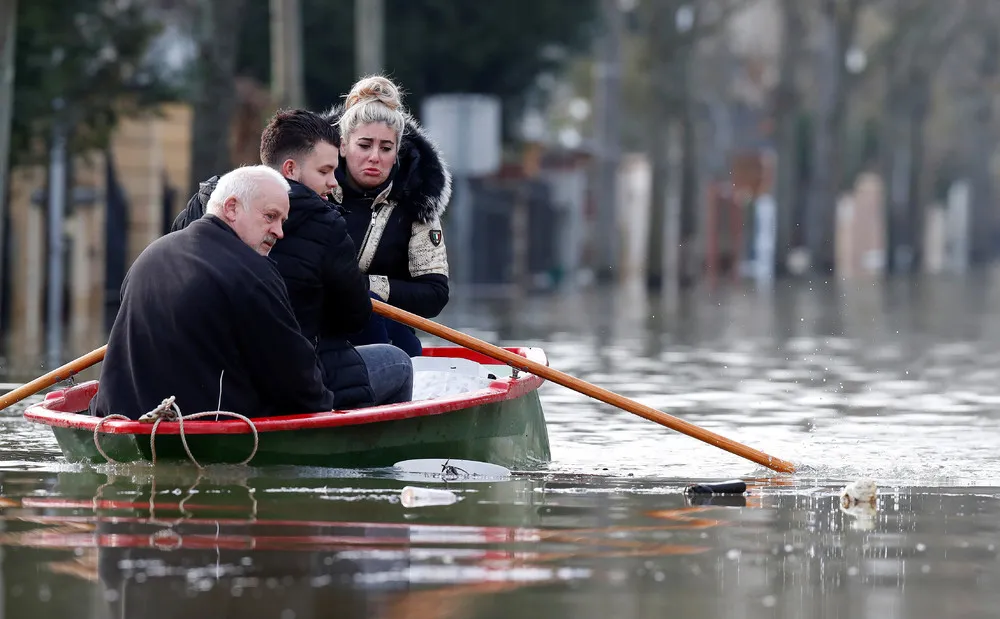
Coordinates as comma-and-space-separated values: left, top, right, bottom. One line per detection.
52, 389, 551, 469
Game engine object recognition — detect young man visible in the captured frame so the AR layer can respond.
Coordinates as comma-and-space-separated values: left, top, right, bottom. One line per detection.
92, 166, 335, 420
171, 109, 413, 409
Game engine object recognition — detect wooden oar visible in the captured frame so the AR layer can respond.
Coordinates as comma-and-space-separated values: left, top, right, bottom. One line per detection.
0, 345, 107, 411
372, 300, 796, 474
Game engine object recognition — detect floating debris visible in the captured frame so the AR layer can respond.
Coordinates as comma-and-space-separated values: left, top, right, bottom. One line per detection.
839, 479, 878, 530
684, 480, 747, 495
839, 479, 877, 508
400, 486, 460, 508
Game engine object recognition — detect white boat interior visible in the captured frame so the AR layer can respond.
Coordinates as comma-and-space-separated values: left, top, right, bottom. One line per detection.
409, 356, 515, 401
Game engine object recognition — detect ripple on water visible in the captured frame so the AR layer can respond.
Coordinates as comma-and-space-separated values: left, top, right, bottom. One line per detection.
531, 325, 1000, 484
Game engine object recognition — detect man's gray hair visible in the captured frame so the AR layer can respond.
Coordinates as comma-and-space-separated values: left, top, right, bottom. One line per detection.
205, 165, 290, 216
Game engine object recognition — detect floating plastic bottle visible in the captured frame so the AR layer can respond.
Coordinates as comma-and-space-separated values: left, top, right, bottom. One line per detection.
400, 486, 459, 508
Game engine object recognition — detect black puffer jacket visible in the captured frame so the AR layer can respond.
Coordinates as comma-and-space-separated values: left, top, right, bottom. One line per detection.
171, 178, 376, 409
323, 105, 452, 319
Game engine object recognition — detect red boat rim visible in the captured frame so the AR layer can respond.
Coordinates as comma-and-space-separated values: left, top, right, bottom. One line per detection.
23, 346, 548, 435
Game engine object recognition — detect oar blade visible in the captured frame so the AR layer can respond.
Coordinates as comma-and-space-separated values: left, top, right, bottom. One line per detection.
393, 458, 512, 482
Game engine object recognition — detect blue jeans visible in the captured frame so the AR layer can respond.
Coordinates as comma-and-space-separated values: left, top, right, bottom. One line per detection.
350, 314, 424, 357
355, 343, 414, 405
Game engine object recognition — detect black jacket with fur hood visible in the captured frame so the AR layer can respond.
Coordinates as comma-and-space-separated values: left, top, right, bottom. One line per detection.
323, 105, 452, 319
170, 178, 376, 410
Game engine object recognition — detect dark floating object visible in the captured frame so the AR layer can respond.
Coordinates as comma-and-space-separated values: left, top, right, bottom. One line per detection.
686, 494, 747, 508
684, 480, 747, 495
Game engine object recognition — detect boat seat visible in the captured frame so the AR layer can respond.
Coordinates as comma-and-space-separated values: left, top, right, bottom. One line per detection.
411, 355, 483, 376
410, 356, 514, 379
410, 356, 511, 401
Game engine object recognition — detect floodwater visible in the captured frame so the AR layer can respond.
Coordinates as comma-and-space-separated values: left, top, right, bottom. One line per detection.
3, 275, 1000, 617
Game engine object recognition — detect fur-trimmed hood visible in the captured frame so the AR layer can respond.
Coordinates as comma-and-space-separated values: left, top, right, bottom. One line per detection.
323, 104, 452, 224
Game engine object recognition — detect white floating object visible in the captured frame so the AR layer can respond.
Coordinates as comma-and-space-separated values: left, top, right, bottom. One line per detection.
393, 459, 511, 480
840, 479, 877, 508
400, 486, 459, 508
839, 479, 878, 531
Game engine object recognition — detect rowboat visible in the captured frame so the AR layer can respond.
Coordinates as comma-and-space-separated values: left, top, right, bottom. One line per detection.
22, 346, 552, 469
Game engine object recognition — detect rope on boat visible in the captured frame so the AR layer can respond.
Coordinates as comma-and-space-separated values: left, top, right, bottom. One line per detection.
93, 396, 259, 468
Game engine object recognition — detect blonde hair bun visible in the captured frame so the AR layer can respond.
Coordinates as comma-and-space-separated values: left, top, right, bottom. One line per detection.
345, 75, 403, 112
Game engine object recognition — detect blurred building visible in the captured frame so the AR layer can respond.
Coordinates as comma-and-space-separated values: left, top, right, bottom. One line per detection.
2, 78, 272, 374
4, 104, 191, 373
459, 147, 591, 293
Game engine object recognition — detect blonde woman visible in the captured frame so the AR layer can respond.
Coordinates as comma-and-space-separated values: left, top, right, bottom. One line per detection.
323, 75, 452, 356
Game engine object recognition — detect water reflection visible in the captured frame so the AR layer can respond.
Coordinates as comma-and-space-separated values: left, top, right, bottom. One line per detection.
0, 468, 996, 618
0, 468, 709, 618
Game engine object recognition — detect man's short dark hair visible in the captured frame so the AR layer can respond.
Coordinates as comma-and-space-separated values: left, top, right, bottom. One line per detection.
259, 109, 339, 167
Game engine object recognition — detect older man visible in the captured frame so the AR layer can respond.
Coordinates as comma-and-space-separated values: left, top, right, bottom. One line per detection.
90, 165, 335, 420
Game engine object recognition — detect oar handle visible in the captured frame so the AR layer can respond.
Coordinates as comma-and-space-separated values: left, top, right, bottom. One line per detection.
0, 345, 107, 411
372, 300, 796, 474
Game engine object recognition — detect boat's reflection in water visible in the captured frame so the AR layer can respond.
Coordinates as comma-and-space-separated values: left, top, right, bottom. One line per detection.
0, 467, 730, 618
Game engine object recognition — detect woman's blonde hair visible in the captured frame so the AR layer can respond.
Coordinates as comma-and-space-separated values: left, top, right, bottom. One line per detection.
338, 75, 406, 143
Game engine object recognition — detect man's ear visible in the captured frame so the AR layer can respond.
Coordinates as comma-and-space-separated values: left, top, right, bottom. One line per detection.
222, 196, 240, 222
280, 158, 297, 179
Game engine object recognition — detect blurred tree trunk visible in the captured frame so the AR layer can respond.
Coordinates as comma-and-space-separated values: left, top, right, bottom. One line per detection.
772, 0, 805, 276
883, 73, 930, 275
808, 0, 862, 275
188, 0, 245, 194
968, 28, 999, 266
905, 67, 931, 273
646, 119, 670, 288
880, 0, 963, 274
679, 73, 698, 286
590, 0, 624, 282
882, 54, 912, 274
906, 74, 930, 271
645, 105, 670, 288
643, 0, 678, 290
643, 0, 709, 290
